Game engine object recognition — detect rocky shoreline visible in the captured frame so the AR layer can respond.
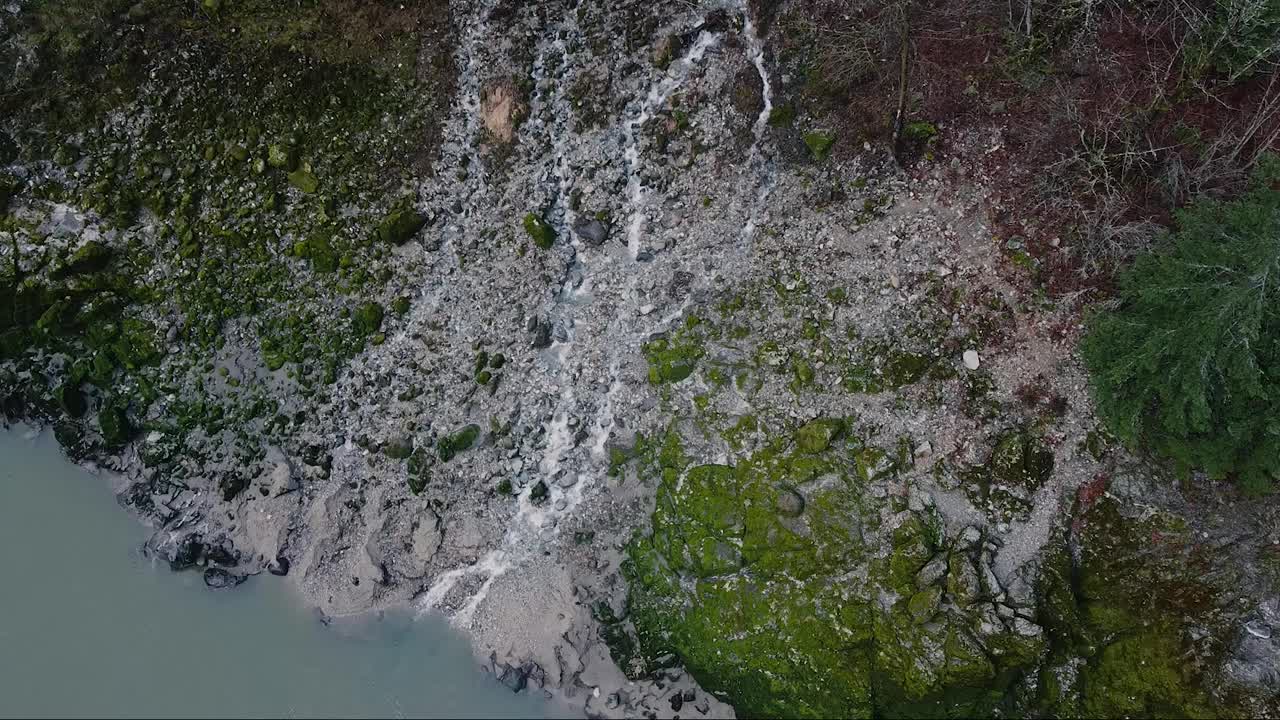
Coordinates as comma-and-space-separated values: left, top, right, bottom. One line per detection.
3, 0, 1279, 717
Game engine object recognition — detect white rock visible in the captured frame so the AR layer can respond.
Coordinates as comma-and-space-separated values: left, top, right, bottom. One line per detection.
962, 349, 980, 370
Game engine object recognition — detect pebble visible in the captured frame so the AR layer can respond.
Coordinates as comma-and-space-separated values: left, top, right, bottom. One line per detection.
962, 349, 980, 370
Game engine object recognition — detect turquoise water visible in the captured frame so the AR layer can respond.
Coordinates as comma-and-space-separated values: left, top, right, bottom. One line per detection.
0, 427, 561, 719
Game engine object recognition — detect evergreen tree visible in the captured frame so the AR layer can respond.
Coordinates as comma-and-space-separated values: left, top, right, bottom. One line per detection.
1082, 156, 1280, 493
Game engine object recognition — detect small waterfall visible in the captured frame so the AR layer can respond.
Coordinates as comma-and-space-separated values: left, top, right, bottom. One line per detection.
739, 7, 776, 245
418, 7, 768, 630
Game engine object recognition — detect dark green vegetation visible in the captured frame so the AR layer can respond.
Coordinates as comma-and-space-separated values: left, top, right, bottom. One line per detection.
1, 0, 453, 485
1083, 159, 1280, 493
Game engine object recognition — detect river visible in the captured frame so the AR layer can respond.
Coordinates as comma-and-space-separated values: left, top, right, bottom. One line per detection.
0, 426, 562, 719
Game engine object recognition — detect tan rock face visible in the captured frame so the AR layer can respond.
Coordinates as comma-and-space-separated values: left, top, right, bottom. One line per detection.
481, 80, 523, 144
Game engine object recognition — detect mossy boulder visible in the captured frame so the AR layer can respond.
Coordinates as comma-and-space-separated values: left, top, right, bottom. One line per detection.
54, 382, 87, 418
351, 302, 384, 335
522, 212, 556, 250
287, 169, 319, 193
1032, 488, 1262, 719
794, 417, 844, 453
643, 330, 704, 384
97, 403, 132, 449
990, 429, 1054, 490
266, 144, 297, 170
407, 448, 431, 494
804, 130, 835, 162
382, 436, 412, 460
438, 424, 480, 462
376, 205, 427, 245
0, 172, 20, 211
52, 241, 113, 279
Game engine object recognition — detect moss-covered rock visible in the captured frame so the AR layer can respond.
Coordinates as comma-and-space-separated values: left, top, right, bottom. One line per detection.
376, 205, 427, 245
804, 130, 835, 162
52, 241, 113, 279
438, 424, 480, 462
643, 323, 705, 384
287, 169, 319, 194
54, 381, 87, 418
990, 429, 1054, 490
623, 429, 1039, 719
407, 447, 431, 494
522, 212, 556, 250
794, 417, 844, 453
352, 302, 384, 335
97, 403, 132, 449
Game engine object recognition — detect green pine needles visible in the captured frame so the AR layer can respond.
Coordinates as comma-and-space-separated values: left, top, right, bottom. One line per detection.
1082, 156, 1280, 493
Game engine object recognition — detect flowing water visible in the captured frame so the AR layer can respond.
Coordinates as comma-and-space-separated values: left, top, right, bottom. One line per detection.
0, 427, 561, 719
420, 3, 776, 627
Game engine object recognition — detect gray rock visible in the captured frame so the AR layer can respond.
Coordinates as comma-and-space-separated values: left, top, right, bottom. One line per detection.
774, 488, 805, 517
915, 554, 948, 590
203, 568, 247, 590
572, 218, 609, 245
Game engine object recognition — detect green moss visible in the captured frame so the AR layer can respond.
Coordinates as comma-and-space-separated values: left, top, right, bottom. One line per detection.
352, 302, 384, 335
98, 402, 132, 449
376, 204, 426, 245
52, 241, 113, 279
438, 424, 480, 462
266, 144, 296, 170
407, 448, 431, 494
287, 169, 319, 194
383, 437, 412, 460
522, 212, 556, 250
643, 331, 704, 384
1081, 631, 1213, 719
300, 232, 338, 273
767, 104, 796, 127
907, 585, 942, 623
989, 429, 1054, 490
804, 130, 835, 162
794, 417, 844, 453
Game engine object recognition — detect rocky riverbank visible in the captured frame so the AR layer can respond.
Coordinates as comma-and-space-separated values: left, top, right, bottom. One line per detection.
2, 0, 1278, 717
